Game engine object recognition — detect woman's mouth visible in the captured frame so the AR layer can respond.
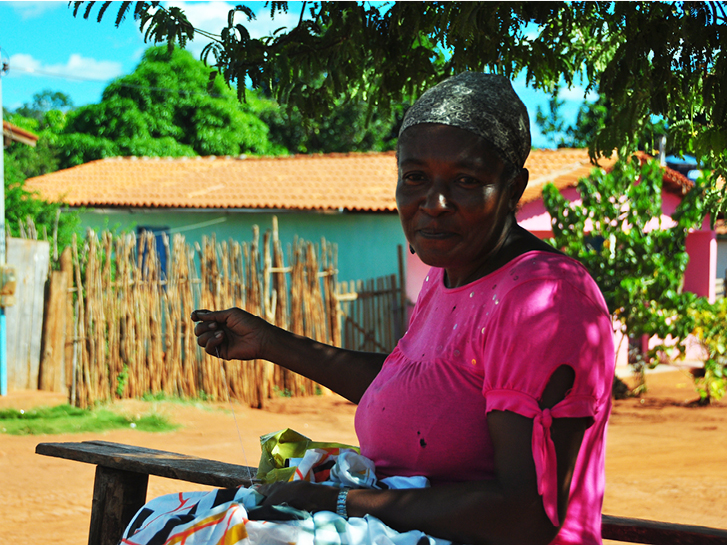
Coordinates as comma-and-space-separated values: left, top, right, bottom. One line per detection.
417, 228, 454, 240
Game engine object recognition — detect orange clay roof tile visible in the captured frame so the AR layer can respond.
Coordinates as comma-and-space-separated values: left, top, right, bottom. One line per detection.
25, 153, 400, 212
24, 149, 690, 211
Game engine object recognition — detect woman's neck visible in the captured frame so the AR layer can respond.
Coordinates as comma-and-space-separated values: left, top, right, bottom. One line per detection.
443, 225, 559, 288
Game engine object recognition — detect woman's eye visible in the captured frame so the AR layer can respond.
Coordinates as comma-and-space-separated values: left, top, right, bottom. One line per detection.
456, 176, 480, 186
403, 173, 426, 184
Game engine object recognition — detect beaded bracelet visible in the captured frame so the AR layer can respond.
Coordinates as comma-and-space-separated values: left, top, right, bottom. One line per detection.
336, 487, 352, 519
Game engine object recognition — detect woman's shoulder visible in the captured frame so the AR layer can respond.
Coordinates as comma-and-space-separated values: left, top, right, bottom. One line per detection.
507, 249, 589, 277
502, 251, 609, 314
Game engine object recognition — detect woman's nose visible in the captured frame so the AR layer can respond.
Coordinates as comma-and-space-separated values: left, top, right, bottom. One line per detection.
421, 183, 453, 216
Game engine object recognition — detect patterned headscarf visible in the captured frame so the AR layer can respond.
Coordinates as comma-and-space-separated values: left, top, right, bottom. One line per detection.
399, 72, 531, 168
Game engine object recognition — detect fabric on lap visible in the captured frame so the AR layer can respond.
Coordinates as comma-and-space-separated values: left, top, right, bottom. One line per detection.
121, 453, 447, 545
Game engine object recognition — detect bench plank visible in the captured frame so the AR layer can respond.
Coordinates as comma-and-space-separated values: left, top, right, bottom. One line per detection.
36, 440, 257, 488
602, 514, 727, 545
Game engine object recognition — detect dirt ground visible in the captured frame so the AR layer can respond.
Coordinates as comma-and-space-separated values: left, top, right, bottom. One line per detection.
2, 369, 726, 544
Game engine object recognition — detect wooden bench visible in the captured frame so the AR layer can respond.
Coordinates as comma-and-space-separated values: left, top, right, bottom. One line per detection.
36, 441, 727, 545
36, 441, 257, 545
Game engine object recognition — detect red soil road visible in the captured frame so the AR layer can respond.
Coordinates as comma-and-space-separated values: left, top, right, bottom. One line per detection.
1, 370, 726, 545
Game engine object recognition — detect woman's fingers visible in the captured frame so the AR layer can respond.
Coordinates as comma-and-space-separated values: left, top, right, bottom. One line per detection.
256, 482, 285, 497
195, 328, 227, 355
195, 328, 218, 347
256, 481, 338, 514
190, 309, 213, 321
190, 307, 266, 361
193, 319, 218, 337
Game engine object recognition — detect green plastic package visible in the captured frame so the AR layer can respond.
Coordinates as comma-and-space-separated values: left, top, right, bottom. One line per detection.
256, 428, 360, 484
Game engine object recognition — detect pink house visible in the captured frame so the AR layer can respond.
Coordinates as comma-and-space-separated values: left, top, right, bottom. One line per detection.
405, 149, 718, 368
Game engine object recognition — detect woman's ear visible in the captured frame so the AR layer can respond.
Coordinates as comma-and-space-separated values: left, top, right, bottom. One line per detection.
509, 168, 529, 211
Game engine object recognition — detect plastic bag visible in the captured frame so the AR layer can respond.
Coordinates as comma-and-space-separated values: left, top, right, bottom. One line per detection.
255, 428, 360, 484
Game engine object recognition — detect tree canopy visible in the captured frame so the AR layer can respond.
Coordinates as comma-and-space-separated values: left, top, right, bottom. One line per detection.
2, 44, 403, 255
50, 45, 401, 166
56, 46, 282, 167
73, 1, 727, 216
13, 90, 74, 123
4, 92, 80, 253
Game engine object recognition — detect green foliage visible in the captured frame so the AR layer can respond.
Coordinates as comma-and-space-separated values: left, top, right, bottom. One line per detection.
272, 385, 293, 398
260, 98, 405, 154
5, 107, 67, 180
57, 46, 281, 168
116, 365, 129, 397
3, 156, 81, 252
72, 2, 727, 217
0, 404, 178, 435
689, 298, 727, 403
4, 100, 81, 254
566, 97, 611, 150
535, 95, 567, 148
542, 157, 705, 375
14, 89, 74, 122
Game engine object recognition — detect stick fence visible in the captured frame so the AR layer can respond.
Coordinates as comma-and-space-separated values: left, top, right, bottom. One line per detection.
64, 218, 340, 408
31, 217, 406, 408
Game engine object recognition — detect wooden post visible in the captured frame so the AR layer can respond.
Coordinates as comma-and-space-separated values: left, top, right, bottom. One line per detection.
88, 465, 148, 545
61, 247, 74, 393
38, 271, 67, 391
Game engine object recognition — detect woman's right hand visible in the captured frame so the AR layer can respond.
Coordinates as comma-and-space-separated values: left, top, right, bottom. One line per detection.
191, 308, 271, 361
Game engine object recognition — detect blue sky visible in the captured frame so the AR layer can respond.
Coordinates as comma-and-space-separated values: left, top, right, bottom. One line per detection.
0, 1, 594, 148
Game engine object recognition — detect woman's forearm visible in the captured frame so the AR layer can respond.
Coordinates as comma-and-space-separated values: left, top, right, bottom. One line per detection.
346, 481, 556, 545
259, 323, 387, 403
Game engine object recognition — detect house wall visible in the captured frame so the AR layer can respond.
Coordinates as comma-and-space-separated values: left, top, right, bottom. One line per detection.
717, 237, 727, 284
76, 208, 407, 284
683, 225, 717, 301
516, 186, 581, 237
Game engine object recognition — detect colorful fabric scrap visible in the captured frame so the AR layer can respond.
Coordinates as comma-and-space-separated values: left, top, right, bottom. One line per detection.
121, 450, 444, 545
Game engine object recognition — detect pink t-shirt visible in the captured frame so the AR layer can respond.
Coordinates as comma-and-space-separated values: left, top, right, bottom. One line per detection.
355, 251, 615, 545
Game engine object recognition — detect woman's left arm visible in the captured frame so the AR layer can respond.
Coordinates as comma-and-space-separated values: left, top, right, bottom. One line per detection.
352, 411, 587, 545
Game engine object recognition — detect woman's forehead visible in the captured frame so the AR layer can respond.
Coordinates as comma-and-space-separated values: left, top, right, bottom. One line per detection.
398, 124, 504, 166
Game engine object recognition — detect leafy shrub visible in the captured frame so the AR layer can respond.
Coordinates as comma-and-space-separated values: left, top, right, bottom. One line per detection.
690, 298, 727, 404
542, 156, 705, 392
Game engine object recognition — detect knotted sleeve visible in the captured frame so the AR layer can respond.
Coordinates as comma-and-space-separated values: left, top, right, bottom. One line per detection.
481, 276, 611, 527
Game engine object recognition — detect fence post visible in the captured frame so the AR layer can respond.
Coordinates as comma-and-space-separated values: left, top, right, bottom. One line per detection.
39, 270, 67, 392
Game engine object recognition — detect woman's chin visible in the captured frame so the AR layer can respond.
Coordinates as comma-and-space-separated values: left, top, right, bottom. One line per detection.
413, 249, 458, 270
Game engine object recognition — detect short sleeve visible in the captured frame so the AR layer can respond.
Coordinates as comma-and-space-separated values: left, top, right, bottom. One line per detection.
481, 275, 613, 526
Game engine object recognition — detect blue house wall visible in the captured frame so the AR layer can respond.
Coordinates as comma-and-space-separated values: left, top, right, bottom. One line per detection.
77, 208, 407, 284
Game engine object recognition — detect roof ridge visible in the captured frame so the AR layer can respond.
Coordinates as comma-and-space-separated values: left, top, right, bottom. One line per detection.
633, 151, 694, 190
101, 150, 398, 163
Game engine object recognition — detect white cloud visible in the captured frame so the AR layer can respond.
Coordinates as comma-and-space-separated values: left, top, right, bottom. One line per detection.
8, 52, 124, 82
7, 53, 41, 74
6, 0, 64, 20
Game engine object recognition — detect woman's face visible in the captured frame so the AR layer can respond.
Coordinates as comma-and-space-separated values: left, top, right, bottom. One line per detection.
396, 123, 522, 287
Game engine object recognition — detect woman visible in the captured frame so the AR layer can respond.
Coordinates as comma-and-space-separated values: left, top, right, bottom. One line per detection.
145, 73, 614, 545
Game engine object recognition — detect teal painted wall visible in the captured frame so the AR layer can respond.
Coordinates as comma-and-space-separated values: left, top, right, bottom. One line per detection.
77, 208, 407, 283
